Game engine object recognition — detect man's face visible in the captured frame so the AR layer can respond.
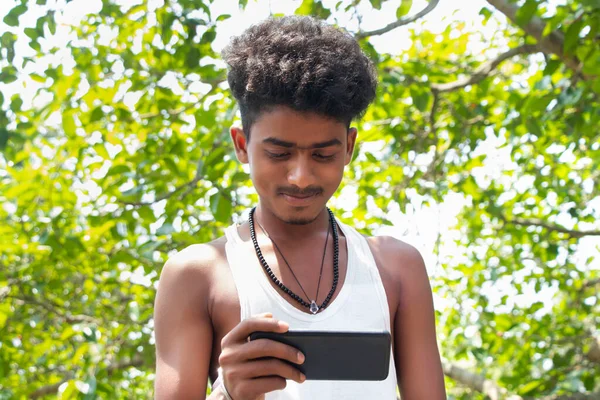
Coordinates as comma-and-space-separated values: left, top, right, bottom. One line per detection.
231, 106, 357, 225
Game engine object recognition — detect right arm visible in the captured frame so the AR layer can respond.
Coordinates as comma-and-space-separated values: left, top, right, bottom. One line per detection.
154, 245, 216, 400
153, 245, 306, 400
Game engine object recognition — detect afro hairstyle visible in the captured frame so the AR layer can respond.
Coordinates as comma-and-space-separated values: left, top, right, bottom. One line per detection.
221, 15, 378, 137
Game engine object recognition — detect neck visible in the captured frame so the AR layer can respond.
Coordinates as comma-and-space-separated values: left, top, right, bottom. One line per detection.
254, 203, 330, 242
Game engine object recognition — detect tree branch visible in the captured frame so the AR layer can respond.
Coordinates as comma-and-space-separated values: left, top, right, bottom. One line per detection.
431, 44, 540, 93
585, 335, 600, 365
138, 102, 198, 120
356, 0, 440, 39
29, 355, 145, 399
485, 0, 586, 77
444, 363, 522, 400
503, 216, 600, 238
8, 295, 99, 325
582, 278, 600, 290
444, 362, 600, 400
117, 152, 209, 207
545, 392, 600, 400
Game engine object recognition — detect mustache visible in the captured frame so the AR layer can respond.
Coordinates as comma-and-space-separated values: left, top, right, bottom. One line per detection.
278, 186, 323, 197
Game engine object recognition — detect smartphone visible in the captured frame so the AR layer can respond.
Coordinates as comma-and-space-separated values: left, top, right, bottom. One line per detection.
248, 330, 391, 381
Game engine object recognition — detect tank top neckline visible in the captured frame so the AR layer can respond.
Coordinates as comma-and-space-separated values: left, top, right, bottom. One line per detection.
227, 218, 358, 322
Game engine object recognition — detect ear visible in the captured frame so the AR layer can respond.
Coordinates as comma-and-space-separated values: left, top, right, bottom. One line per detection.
345, 127, 358, 165
230, 126, 249, 164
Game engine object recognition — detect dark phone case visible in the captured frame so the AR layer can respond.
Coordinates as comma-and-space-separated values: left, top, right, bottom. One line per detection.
249, 330, 391, 381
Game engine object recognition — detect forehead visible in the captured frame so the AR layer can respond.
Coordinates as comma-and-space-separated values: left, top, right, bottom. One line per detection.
250, 106, 347, 144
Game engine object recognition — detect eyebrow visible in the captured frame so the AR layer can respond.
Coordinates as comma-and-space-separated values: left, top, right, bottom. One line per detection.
262, 137, 343, 149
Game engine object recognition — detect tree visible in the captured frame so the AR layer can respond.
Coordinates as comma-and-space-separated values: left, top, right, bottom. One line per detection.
0, 0, 598, 398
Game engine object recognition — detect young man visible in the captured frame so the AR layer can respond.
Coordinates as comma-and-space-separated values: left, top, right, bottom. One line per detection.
154, 15, 446, 400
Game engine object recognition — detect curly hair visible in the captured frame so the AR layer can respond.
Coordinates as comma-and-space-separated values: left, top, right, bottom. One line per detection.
221, 15, 378, 137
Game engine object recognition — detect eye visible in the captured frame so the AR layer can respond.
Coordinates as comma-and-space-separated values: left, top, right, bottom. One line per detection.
266, 151, 290, 160
313, 153, 335, 161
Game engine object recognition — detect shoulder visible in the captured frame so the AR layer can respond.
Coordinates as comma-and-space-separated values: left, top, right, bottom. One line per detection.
366, 235, 431, 306
161, 236, 227, 276
366, 235, 426, 278
156, 237, 228, 307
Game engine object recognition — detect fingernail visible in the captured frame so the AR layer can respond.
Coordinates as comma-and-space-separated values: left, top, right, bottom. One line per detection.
298, 352, 305, 363
300, 374, 306, 382
278, 321, 289, 330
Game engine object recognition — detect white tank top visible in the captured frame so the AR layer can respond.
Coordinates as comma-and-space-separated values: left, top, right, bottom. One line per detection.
218, 218, 398, 399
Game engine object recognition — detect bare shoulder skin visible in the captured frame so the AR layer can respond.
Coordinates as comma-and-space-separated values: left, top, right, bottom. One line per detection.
154, 237, 239, 400
367, 235, 447, 400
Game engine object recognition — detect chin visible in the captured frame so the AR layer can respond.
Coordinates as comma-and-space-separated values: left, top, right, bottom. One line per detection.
277, 203, 324, 225
284, 215, 317, 225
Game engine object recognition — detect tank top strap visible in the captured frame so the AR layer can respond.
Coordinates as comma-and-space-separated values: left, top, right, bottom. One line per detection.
335, 220, 392, 330
224, 224, 253, 320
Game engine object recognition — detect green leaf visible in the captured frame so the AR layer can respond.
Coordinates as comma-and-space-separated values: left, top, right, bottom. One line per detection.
200, 28, 216, 45
3, 5, 27, 27
295, 0, 331, 19
1, 32, 13, 47
30, 74, 46, 83
519, 379, 544, 395
365, 152, 378, 163
105, 164, 130, 177
410, 87, 430, 112
63, 112, 77, 136
47, 11, 57, 35
582, 48, 600, 76
216, 14, 231, 22
564, 19, 584, 55
186, 47, 201, 69
89, 106, 104, 123
10, 97, 23, 113
61, 380, 78, 399
526, 119, 543, 137
397, 0, 413, 18
210, 192, 232, 223
29, 40, 41, 52
137, 206, 155, 220
163, 156, 178, 174
516, 0, 538, 27
156, 222, 175, 236
0, 129, 9, 150
94, 143, 110, 159
24, 28, 39, 41
0, 67, 18, 84
369, 0, 382, 10
83, 376, 97, 400
543, 58, 561, 76
160, 13, 177, 44
479, 7, 492, 25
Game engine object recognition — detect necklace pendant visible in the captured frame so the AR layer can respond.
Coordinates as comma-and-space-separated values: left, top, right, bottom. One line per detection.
309, 300, 319, 314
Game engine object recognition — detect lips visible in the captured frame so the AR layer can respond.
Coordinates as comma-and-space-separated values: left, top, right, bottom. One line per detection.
281, 193, 318, 206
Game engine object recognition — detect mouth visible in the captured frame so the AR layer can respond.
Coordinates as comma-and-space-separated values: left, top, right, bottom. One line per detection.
280, 193, 318, 206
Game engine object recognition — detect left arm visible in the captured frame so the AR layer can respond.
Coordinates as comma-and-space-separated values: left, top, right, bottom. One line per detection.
371, 237, 447, 399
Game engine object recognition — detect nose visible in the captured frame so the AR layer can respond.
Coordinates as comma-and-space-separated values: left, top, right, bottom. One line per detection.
287, 157, 314, 189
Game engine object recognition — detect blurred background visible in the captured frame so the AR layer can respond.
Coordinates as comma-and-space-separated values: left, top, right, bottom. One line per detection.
1, 0, 599, 398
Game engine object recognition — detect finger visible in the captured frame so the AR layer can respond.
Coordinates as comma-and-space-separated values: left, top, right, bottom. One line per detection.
238, 358, 306, 383
240, 338, 305, 365
251, 312, 273, 318
225, 316, 289, 344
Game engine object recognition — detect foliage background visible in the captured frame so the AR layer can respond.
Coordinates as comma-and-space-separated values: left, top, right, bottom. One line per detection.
0, 0, 599, 398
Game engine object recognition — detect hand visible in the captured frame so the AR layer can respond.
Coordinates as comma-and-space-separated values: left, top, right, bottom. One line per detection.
218, 313, 306, 400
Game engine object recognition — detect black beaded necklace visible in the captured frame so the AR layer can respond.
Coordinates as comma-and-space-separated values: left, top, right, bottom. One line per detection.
248, 207, 339, 315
